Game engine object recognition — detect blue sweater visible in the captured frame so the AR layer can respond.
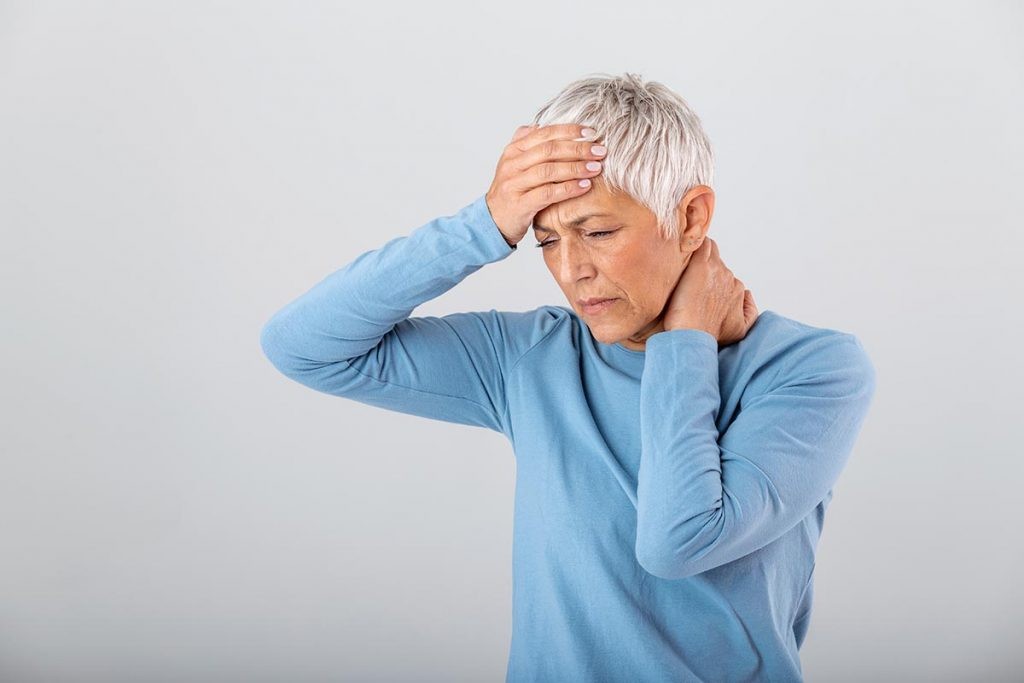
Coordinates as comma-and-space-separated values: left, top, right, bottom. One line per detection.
260, 193, 877, 682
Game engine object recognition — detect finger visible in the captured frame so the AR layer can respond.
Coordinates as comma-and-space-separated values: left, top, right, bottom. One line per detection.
511, 124, 536, 143
508, 138, 606, 178
510, 156, 603, 194
521, 175, 594, 210
510, 123, 597, 154
732, 279, 746, 308
699, 236, 713, 260
743, 290, 759, 327
720, 290, 747, 347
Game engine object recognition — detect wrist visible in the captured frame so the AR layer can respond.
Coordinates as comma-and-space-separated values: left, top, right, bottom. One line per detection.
499, 232, 518, 249
484, 193, 518, 249
663, 318, 698, 332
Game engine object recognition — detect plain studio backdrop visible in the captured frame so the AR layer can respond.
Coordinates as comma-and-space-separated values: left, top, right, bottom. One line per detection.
1, 1, 1021, 681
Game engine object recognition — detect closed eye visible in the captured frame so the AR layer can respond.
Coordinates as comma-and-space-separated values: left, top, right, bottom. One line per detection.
535, 230, 616, 248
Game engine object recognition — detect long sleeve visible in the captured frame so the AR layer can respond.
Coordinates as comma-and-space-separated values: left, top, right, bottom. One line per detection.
259, 193, 520, 435
634, 327, 877, 580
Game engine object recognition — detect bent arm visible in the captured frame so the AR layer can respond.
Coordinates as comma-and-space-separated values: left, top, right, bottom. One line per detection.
634, 329, 877, 580
259, 194, 520, 434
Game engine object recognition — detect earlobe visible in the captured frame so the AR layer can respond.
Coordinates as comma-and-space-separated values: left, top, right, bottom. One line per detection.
677, 234, 702, 254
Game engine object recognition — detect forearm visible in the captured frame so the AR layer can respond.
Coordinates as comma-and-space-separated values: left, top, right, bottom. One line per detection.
635, 328, 725, 579
634, 327, 876, 580
260, 194, 515, 374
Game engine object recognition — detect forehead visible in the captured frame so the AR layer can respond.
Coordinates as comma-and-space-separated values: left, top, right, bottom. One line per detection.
533, 185, 625, 231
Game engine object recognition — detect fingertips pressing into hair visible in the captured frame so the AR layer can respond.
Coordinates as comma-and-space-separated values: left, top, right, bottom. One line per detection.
510, 123, 577, 155
524, 122, 593, 145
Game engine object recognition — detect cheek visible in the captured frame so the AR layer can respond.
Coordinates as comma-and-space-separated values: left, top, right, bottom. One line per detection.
607, 249, 662, 301
626, 257, 680, 313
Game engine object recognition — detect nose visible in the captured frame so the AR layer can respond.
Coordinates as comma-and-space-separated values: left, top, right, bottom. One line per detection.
556, 238, 596, 284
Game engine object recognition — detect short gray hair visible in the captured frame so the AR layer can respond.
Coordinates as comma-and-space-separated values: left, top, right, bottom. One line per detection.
529, 72, 714, 240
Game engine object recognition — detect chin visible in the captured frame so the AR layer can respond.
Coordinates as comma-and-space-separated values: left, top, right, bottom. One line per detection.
586, 322, 621, 345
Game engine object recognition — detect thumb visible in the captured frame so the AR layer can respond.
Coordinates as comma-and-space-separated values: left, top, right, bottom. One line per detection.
743, 290, 759, 327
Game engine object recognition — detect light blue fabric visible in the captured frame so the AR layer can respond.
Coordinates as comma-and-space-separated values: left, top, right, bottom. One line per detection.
260, 193, 877, 682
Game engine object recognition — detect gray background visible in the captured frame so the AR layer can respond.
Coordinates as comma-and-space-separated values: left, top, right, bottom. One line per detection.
2, 1, 1021, 681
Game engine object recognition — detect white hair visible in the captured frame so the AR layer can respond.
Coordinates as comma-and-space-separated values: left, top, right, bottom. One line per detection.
529, 72, 715, 240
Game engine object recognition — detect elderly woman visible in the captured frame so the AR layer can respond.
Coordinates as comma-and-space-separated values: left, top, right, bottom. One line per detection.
260, 73, 876, 682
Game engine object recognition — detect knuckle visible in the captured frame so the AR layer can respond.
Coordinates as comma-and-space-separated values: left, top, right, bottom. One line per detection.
542, 139, 557, 157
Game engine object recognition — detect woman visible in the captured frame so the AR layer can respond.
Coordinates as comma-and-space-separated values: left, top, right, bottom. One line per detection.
260, 73, 876, 682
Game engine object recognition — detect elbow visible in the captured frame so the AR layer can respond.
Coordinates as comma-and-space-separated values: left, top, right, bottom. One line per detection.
845, 334, 878, 402
260, 318, 300, 377
259, 319, 359, 394
635, 523, 716, 581
635, 545, 698, 581
630, 540, 704, 581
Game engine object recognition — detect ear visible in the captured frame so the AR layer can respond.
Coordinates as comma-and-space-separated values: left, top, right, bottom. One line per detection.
676, 185, 715, 252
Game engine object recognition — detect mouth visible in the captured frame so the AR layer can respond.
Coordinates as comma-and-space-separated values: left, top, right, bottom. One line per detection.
578, 298, 619, 315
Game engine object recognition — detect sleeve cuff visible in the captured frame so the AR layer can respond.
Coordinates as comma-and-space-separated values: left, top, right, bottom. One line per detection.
646, 327, 718, 351
464, 193, 517, 254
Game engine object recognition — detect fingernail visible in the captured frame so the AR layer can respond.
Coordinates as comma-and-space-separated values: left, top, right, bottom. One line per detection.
581, 127, 596, 137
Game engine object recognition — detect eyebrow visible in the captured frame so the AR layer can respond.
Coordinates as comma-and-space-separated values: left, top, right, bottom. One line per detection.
532, 213, 615, 233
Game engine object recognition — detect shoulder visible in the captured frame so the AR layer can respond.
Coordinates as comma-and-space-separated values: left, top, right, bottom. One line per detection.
473, 304, 574, 369
733, 310, 876, 388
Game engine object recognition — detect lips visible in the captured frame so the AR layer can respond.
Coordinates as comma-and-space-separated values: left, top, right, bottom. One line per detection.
579, 298, 618, 315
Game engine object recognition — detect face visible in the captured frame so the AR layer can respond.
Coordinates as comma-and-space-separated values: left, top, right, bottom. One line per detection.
532, 178, 714, 351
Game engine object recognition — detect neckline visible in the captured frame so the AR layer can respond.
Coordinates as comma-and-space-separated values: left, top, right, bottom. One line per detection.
611, 340, 646, 356
607, 309, 778, 356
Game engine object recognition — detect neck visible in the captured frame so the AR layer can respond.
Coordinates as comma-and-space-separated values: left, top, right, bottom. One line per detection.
619, 316, 666, 351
